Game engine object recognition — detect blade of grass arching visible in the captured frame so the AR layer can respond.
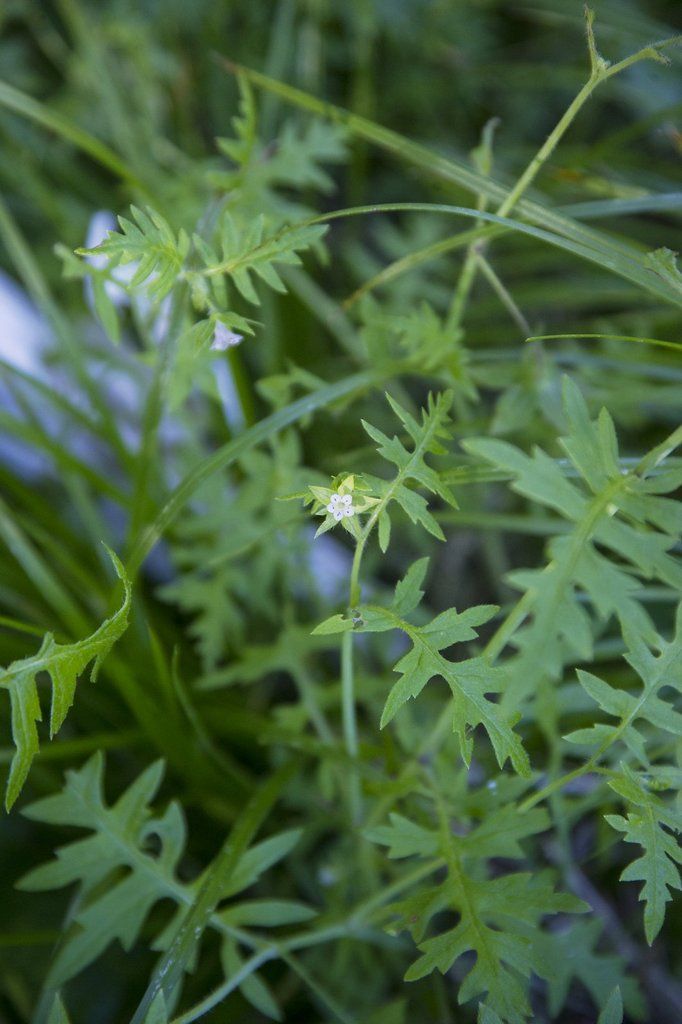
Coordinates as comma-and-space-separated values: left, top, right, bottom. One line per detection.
561, 192, 682, 219
219, 61, 681, 301
213, 59, 527, 206
0, 81, 140, 186
302, 203, 682, 308
527, 333, 682, 353
126, 366, 387, 577
199, 199, 682, 308
130, 759, 299, 1024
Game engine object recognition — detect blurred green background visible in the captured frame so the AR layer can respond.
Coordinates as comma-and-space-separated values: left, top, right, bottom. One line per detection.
0, 2, 680, 1022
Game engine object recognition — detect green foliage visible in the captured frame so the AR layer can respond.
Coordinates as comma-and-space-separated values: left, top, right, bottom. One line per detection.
566, 610, 682, 764
322, 557, 528, 773
0, 547, 131, 809
361, 390, 458, 548
213, 76, 347, 219
1, 3, 681, 1023
47, 997, 71, 1024
368, 791, 584, 1020
78, 206, 190, 303
191, 213, 328, 306
463, 378, 682, 719
20, 754, 310, 1016
606, 766, 681, 945
535, 922, 643, 1019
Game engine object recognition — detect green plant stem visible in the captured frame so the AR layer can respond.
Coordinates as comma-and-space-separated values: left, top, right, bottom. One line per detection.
340, 392, 455, 817
497, 29, 672, 220
170, 922, 356, 1024
449, 68, 606, 335
497, 78, 598, 220
130, 761, 298, 1023
519, 755, 601, 813
344, 224, 499, 310
520, 622, 680, 813
341, 630, 361, 823
474, 252, 530, 335
171, 859, 441, 1024
448, 241, 482, 333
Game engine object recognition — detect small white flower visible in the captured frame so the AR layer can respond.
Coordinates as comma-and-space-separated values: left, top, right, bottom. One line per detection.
211, 322, 244, 352
326, 490, 355, 521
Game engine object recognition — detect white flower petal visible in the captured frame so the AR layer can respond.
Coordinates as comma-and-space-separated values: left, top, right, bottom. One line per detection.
211, 322, 244, 352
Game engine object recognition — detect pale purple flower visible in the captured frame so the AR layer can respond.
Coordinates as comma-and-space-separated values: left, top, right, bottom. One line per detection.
211, 322, 244, 352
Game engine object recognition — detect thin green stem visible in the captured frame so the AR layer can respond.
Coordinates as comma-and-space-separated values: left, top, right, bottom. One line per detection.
496, 76, 598, 218
474, 252, 530, 335
520, 614, 680, 813
130, 762, 298, 1023
447, 241, 482, 333
171, 859, 440, 1024
519, 755, 600, 813
341, 630, 361, 823
345, 226, 498, 310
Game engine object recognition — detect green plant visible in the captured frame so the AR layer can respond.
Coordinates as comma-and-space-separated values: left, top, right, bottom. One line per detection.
0, 2, 680, 1022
